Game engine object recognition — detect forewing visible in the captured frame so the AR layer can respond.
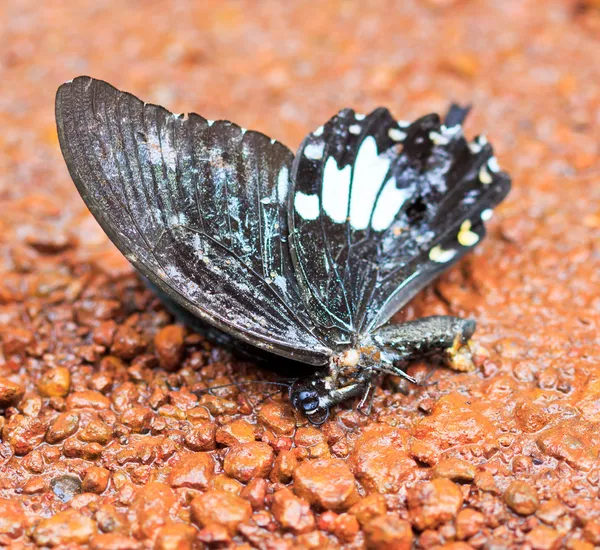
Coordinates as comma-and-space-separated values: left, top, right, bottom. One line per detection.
56, 76, 330, 365
289, 107, 510, 346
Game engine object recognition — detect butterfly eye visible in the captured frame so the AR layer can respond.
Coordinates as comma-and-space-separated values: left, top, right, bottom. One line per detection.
297, 390, 320, 412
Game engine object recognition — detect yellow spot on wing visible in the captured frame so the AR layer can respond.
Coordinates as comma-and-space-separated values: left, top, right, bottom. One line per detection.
457, 220, 480, 247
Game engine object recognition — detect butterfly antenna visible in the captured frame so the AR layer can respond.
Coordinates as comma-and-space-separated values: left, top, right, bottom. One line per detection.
192, 379, 294, 398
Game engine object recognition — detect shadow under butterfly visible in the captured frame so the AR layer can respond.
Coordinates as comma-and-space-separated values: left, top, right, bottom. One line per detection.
55, 77, 511, 425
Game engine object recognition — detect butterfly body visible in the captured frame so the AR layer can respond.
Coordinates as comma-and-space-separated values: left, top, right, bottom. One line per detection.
56, 77, 510, 424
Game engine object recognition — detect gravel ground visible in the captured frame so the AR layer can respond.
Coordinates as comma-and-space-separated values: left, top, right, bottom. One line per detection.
0, 1, 599, 548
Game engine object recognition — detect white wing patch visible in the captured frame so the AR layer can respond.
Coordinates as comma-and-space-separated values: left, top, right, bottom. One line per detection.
277, 166, 289, 204
371, 178, 410, 231
294, 191, 320, 221
322, 157, 351, 224
304, 142, 325, 160
349, 136, 392, 230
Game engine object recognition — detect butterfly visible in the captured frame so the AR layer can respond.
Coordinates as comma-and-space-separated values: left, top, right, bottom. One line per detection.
56, 76, 511, 424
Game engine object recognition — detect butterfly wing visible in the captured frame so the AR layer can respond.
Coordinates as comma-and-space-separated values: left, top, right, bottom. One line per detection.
56, 76, 331, 365
289, 106, 510, 348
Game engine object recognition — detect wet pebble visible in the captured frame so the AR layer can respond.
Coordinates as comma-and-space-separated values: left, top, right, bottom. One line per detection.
583, 520, 600, 545
258, 401, 296, 435
51, 474, 82, 502
121, 406, 153, 433
90, 533, 141, 550
67, 391, 111, 410
168, 452, 214, 490
504, 480, 539, 516
536, 499, 566, 525
82, 466, 111, 494
78, 417, 112, 444
271, 487, 315, 534
241, 477, 268, 510
133, 482, 177, 538
184, 422, 216, 451
32, 509, 97, 546
455, 508, 485, 540
0, 498, 25, 538
1, 327, 34, 355
111, 325, 147, 361
407, 479, 464, 531
190, 489, 252, 535
433, 458, 476, 482
330, 513, 360, 543
349, 493, 387, 527
526, 525, 563, 550
155, 523, 197, 550
349, 426, 416, 494
294, 458, 359, 511
223, 442, 274, 483
211, 473, 243, 495
216, 419, 257, 446
0, 377, 24, 408
154, 325, 186, 371
364, 514, 413, 550
46, 412, 80, 443
4, 415, 47, 455
271, 449, 298, 484
38, 366, 71, 397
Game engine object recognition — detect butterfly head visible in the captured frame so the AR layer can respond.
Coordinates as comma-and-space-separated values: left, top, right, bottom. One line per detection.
289, 376, 331, 425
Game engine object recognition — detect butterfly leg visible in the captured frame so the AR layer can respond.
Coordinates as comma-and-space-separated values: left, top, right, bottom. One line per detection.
356, 378, 376, 416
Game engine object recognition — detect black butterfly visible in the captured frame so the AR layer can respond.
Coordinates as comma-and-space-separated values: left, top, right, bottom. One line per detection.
56, 76, 511, 424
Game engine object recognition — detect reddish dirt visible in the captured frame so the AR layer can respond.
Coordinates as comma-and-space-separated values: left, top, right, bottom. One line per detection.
0, 1, 599, 548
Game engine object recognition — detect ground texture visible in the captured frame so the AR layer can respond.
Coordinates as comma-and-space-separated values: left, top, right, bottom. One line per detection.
0, 0, 599, 548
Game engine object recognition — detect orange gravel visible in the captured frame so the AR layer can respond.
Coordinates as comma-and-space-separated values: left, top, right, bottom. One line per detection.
0, 1, 599, 548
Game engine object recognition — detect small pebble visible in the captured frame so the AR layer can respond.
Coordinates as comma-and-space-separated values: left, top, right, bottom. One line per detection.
271, 488, 315, 534
455, 508, 485, 540
90, 533, 141, 550
0, 377, 24, 408
349, 493, 387, 527
294, 458, 359, 511
66, 391, 111, 410
111, 325, 147, 361
46, 412, 80, 443
32, 509, 97, 546
526, 525, 563, 550
223, 442, 274, 483
258, 402, 296, 435
168, 452, 214, 490
50, 474, 82, 503
364, 514, 413, 550
154, 325, 186, 371
190, 489, 252, 535
407, 479, 464, 531
536, 499, 566, 525
504, 480, 539, 516
121, 406, 153, 433
155, 523, 197, 550
433, 458, 476, 482
38, 367, 71, 397
1, 327, 34, 355
82, 466, 111, 494
184, 422, 216, 451
0, 498, 25, 539
271, 450, 298, 483
216, 419, 256, 446
133, 482, 176, 538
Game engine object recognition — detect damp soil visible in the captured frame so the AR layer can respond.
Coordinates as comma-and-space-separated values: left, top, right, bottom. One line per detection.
0, 1, 599, 548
